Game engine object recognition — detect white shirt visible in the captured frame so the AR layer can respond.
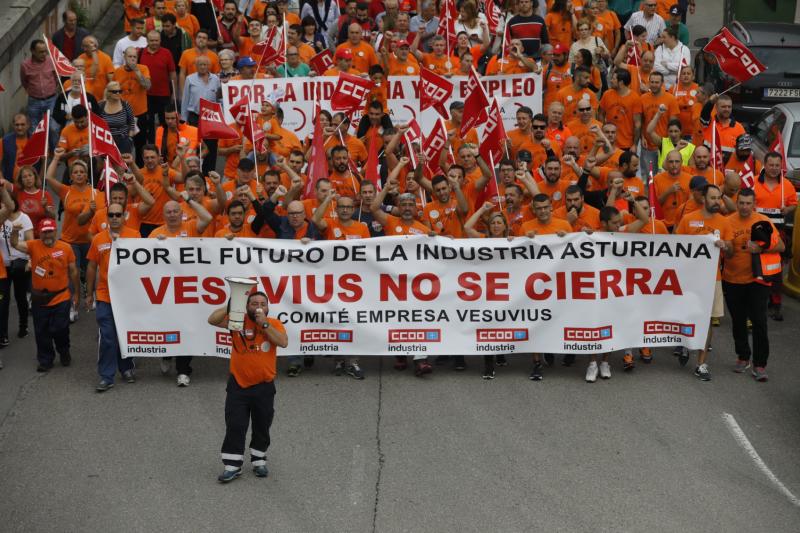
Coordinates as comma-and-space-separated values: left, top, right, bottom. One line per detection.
654, 42, 691, 88
624, 11, 666, 45
1, 213, 33, 264
113, 36, 147, 67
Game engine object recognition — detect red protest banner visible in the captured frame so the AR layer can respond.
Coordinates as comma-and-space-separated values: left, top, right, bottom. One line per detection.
479, 99, 507, 164
44, 35, 75, 77
331, 72, 375, 114
703, 28, 766, 83
89, 112, 124, 167
198, 99, 239, 140
309, 49, 334, 75
420, 68, 453, 119
422, 119, 448, 178
17, 112, 49, 165
461, 67, 490, 136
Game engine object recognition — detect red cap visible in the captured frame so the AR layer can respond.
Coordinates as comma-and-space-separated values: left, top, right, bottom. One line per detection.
335, 48, 353, 60
552, 43, 568, 55
38, 218, 57, 233
396, 39, 410, 48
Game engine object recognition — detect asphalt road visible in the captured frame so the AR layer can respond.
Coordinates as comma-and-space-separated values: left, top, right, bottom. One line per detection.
0, 290, 798, 532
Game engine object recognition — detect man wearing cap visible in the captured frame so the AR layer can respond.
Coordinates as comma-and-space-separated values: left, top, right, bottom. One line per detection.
413, 35, 459, 76
86, 202, 141, 392
675, 175, 707, 223
232, 56, 262, 81
542, 43, 572, 112
667, 4, 689, 45
324, 48, 360, 76
725, 133, 763, 179
336, 22, 378, 74
381, 38, 420, 76
10, 218, 80, 372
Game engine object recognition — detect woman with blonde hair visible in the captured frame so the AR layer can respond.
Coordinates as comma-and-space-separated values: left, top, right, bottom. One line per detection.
99, 81, 136, 153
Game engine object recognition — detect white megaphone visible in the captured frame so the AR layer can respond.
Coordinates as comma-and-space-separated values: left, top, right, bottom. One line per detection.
225, 277, 258, 332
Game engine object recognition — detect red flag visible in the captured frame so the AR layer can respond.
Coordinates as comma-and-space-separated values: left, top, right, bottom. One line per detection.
461, 67, 490, 136
422, 120, 448, 178
769, 130, 788, 174
44, 35, 75, 77
309, 49, 334, 75
706, 120, 724, 172
703, 28, 766, 83
17, 112, 49, 165
364, 127, 381, 191
474, 162, 499, 210
437, 0, 458, 50
479, 99, 507, 164
228, 96, 263, 143
89, 113, 124, 167
648, 166, 664, 220
198, 99, 240, 140
331, 72, 375, 114
740, 156, 755, 189
403, 119, 422, 167
482, 0, 503, 34
98, 156, 120, 200
420, 68, 453, 119
304, 102, 328, 199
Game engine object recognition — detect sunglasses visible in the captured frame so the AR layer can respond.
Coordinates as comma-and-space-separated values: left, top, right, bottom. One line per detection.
531, 125, 546, 130
109, 89, 123, 94
287, 211, 305, 215
578, 108, 592, 112
108, 212, 124, 218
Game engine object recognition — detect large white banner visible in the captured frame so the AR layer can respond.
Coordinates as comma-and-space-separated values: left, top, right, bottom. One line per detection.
222, 73, 542, 138
109, 234, 719, 358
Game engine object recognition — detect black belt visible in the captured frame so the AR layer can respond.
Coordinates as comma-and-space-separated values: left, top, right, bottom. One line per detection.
30, 94, 56, 100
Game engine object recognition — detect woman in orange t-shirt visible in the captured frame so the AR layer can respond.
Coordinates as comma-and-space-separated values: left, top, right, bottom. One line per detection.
45, 148, 106, 281
546, 0, 576, 48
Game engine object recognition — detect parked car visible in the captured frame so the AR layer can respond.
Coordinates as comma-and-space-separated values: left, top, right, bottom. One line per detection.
750, 102, 800, 190
694, 21, 800, 126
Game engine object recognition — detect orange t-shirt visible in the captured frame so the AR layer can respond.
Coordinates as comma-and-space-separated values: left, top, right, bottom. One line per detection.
725, 155, 762, 177
723, 212, 776, 284
323, 218, 370, 240
384, 214, 429, 235
554, 204, 602, 231
545, 124, 573, 150
556, 85, 598, 120
81, 51, 115, 101
386, 54, 420, 76
89, 204, 143, 235
684, 165, 724, 187
337, 42, 378, 74
593, 10, 620, 52
626, 64, 651, 96
504, 205, 534, 236
57, 124, 90, 165
229, 316, 286, 388
566, 118, 602, 157
140, 166, 178, 225
537, 179, 571, 210
641, 91, 680, 150
420, 53, 459, 76
653, 170, 692, 227
176, 13, 200, 39
674, 82, 699, 135
215, 223, 257, 238
27, 240, 76, 306
149, 219, 201, 238
485, 57, 533, 75
113, 64, 151, 116
545, 12, 573, 48
444, 120, 479, 161
322, 66, 361, 76
87, 226, 141, 303
624, 214, 669, 234
675, 209, 731, 280
58, 186, 107, 244
754, 178, 798, 214
424, 198, 464, 238
324, 134, 368, 166
219, 134, 252, 178
518, 216, 572, 236
598, 89, 642, 149
155, 123, 199, 163
543, 63, 572, 112
178, 48, 221, 76
303, 198, 336, 220
329, 171, 360, 198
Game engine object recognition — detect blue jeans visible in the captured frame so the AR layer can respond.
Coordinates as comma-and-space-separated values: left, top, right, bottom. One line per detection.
32, 299, 70, 367
27, 95, 58, 144
96, 301, 134, 383
70, 242, 90, 283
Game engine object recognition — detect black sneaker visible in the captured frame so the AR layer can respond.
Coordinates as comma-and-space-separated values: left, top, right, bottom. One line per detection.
678, 348, 690, 367
60, 353, 71, 367
36, 364, 53, 372
345, 364, 365, 380
529, 363, 543, 381
96, 380, 114, 392
253, 465, 268, 478
496, 354, 508, 367
562, 354, 575, 367
694, 364, 711, 381
303, 356, 315, 368
482, 364, 495, 380
123, 370, 135, 383
333, 361, 345, 376
544, 354, 554, 367
453, 356, 466, 370
287, 365, 301, 377
217, 468, 242, 483
17, 327, 28, 339
0, 337, 8, 348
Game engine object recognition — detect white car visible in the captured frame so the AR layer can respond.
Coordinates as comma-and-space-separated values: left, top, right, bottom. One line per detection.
751, 102, 800, 187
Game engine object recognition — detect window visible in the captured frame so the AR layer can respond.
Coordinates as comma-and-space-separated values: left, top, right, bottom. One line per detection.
753, 108, 786, 147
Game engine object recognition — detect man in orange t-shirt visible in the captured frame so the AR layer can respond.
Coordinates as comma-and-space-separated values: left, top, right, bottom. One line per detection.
640, 71, 679, 174
208, 291, 288, 483
415, 35, 459, 76
566, 105, 603, 157
536, 157, 572, 210
518, 194, 572, 236
86, 202, 141, 390
115, 47, 152, 161
382, 39, 420, 76
598, 69, 642, 150
653, 149, 692, 229
553, 185, 602, 231
542, 44, 572, 112
337, 23, 378, 74
423, 175, 469, 238
328, 145, 361, 198
215, 200, 257, 238
323, 48, 361, 76
556, 66, 598, 120
135, 145, 179, 234
675, 183, 732, 379
177, 30, 220, 93
10, 218, 79, 371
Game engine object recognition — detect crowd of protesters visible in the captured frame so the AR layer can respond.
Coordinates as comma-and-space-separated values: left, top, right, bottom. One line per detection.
1, 0, 795, 393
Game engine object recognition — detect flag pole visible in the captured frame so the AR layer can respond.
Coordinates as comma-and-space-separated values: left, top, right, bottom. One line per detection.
711, 119, 717, 177
43, 34, 68, 101
247, 95, 260, 183
81, 74, 95, 199
209, 0, 224, 47
717, 82, 742, 97
648, 163, 655, 233
171, 78, 179, 115
42, 110, 50, 199
104, 157, 111, 205
283, 13, 288, 79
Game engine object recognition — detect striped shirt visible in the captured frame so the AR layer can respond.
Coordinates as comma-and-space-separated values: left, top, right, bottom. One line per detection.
624, 11, 666, 44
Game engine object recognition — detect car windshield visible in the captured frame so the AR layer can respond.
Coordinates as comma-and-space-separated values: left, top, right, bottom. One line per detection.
789, 122, 800, 158
750, 47, 800, 74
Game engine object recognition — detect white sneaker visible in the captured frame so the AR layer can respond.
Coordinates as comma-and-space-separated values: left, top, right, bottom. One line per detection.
177, 374, 190, 387
69, 304, 79, 323
599, 361, 611, 379
160, 358, 171, 375
585, 361, 598, 383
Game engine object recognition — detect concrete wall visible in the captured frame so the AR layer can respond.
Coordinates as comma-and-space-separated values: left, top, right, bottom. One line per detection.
0, 0, 116, 135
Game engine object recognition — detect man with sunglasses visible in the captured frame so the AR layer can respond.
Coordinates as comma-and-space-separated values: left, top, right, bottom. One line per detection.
86, 203, 141, 392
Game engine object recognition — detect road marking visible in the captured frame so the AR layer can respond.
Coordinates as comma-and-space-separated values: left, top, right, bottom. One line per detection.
722, 412, 800, 508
